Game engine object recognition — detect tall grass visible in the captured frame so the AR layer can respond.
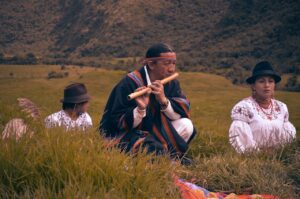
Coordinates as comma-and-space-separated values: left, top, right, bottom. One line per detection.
0, 65, 299, 198
0, 126, 180, 198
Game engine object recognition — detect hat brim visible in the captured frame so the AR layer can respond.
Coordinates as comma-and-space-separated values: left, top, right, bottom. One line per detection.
60, 94, 90, 103
246, 70, 281, 84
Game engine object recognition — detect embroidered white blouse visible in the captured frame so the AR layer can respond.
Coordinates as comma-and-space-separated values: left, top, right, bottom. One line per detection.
45, 110, 93, 131
229, 97, 296, 153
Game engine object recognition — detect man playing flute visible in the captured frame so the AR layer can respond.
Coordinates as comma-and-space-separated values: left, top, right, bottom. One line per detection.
99, 43, 196, 159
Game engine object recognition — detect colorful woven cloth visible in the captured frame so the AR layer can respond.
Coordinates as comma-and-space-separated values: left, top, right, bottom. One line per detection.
174, 178, 278, 199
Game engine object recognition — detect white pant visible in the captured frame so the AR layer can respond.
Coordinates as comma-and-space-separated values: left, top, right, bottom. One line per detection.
171, 118, 194, 142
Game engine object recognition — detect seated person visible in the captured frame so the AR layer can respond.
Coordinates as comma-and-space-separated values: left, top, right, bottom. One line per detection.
45, 83, 92, 131
229, 61, 296, 153
99, 43, 196, 157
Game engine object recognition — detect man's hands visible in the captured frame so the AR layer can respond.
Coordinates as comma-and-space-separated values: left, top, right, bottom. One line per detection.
149, 80, 168, 106
134, 80, 168, 110
134, 86, 150, 110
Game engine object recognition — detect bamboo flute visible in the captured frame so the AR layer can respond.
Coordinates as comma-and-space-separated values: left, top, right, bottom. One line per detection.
127, 72, 179, 100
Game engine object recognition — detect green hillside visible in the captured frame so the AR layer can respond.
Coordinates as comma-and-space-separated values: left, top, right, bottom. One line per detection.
0, 0, 299, 76
0, 65, 299, 198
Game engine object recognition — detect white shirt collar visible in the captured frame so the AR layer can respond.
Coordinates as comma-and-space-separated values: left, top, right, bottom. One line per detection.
144, 65, 151, 86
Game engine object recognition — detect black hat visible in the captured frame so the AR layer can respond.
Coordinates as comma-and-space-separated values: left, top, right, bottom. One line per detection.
246, 61, 281, 84
60, 83, 90, 103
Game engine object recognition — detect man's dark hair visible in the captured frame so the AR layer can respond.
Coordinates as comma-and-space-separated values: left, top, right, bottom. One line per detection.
145, 43, 174, 58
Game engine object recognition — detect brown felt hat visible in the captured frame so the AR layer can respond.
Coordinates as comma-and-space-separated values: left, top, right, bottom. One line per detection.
60, 83, 90, 103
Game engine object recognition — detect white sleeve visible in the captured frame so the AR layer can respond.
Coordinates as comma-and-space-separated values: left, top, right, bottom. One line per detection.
231, 101, 253, 123
229, 120, 257, 153
282, 104, 296, 142
85, 113, 93, 128
161, 100, 181, 120
133, 107, 146, 128
282, 122, 296, 142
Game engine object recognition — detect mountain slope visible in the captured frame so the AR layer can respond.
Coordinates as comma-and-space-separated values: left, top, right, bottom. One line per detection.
0, 0, 299, 74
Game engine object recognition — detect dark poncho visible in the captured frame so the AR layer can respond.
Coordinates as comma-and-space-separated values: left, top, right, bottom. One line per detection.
99, 67, 196, 155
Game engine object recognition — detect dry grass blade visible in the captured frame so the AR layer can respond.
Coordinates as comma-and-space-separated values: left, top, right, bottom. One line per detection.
2, 118, 29, 140
17, 98, 41, 120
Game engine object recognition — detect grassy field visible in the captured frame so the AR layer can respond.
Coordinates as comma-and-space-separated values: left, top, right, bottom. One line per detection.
0, 65, 299, 198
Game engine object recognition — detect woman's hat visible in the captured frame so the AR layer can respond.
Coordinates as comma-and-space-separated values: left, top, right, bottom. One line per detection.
60, 83, 90, 103
246, 61, 281, 84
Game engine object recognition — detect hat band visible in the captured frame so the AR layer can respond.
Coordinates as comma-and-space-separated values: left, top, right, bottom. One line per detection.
144, 54, 177, 62
246, 70, 281, 84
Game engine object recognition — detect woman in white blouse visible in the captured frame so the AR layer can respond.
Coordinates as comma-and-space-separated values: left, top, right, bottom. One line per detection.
229, 61, 296, 153
45, 83, 93, 131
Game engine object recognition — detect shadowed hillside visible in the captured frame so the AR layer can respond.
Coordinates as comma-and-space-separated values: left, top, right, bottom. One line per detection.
0, 0, 299, 76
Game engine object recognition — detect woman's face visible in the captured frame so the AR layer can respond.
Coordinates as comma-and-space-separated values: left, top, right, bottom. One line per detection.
252, 76, 275, 100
